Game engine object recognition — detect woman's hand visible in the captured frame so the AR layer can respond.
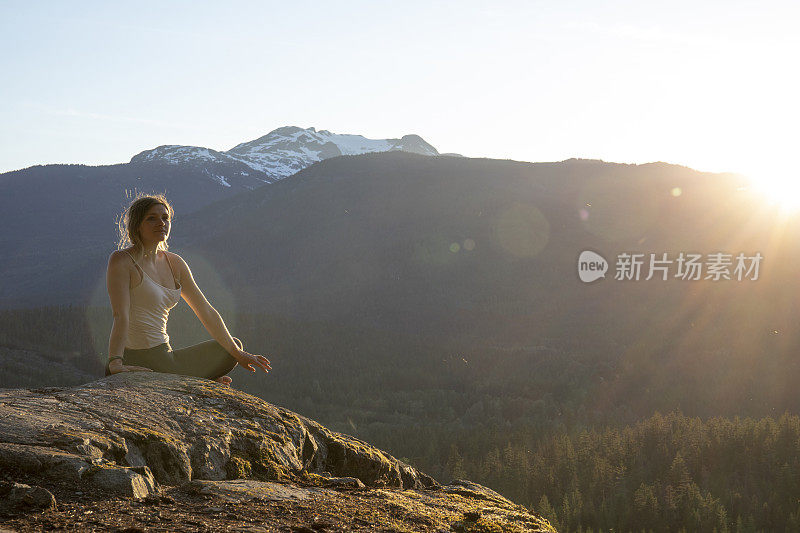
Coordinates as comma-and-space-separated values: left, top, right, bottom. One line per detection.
234, 350, 271, 373
108, 359, 154, 374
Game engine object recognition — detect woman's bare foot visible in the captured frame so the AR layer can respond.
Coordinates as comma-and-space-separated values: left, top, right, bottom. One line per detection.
215, 376, 232, 386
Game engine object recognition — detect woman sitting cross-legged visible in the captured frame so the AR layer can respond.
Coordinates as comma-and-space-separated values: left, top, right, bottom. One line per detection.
105, 194, 271, 385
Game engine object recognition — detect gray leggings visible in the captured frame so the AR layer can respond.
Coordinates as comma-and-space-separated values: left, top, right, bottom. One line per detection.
105, 338, 241, 379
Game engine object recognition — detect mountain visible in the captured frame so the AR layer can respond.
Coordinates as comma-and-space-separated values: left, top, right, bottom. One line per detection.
2, 151, 784, 323
130, 126, 439, 183
0, 372, 555, 532
6, 149, 795, 345
167, 152, 771, 334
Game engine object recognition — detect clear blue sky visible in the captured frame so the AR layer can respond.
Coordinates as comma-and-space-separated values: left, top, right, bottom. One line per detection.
1, 0, 797, 191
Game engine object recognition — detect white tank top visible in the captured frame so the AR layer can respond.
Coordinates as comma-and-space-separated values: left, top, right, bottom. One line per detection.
124, 251, 182, 349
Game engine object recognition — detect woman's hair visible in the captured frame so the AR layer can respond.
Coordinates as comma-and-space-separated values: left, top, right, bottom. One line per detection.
116, 193, 174, 252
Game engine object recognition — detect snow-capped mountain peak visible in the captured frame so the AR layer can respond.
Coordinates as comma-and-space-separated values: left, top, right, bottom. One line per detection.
129, 127, 439, 184
131, 145, 230, 165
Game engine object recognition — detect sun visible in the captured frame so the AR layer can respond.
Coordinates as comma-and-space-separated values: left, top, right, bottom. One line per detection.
746, 165, 800, 214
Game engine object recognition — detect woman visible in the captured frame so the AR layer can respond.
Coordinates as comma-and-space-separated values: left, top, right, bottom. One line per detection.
105, 194, 270, 385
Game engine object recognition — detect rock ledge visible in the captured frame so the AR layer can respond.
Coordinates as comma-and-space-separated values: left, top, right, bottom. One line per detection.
0, 373, 555, 531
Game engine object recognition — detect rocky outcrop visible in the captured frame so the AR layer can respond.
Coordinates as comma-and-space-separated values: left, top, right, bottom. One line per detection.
0, 373, 556, 531
0, 481, 57, 511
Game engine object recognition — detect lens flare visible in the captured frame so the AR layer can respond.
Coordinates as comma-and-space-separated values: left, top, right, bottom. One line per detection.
493, 203, 550, 258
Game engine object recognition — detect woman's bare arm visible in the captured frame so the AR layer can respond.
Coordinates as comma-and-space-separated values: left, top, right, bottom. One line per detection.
106, 251, 152, 373
171, 252, 271, 373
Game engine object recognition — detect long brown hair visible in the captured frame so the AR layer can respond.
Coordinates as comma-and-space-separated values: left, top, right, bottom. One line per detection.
116, 193, 174, 255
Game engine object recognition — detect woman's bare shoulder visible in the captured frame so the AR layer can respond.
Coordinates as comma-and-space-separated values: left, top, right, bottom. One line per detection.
164, 250, 186, 263
107, 249, 136, 278
108, 248, 138, 267
109, 248, 134, 264
164, 250, 189, 271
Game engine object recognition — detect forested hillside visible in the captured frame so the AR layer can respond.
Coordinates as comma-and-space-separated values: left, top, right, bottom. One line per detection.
453, 411, 800, 532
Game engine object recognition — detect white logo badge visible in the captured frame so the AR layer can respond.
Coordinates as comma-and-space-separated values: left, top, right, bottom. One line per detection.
578, 250, 608, 283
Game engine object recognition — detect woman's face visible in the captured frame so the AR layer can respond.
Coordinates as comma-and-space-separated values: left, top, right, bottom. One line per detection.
137, 203, 171, 246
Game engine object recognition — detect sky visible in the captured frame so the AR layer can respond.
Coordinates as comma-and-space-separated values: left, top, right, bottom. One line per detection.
1, 0, 798, 189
